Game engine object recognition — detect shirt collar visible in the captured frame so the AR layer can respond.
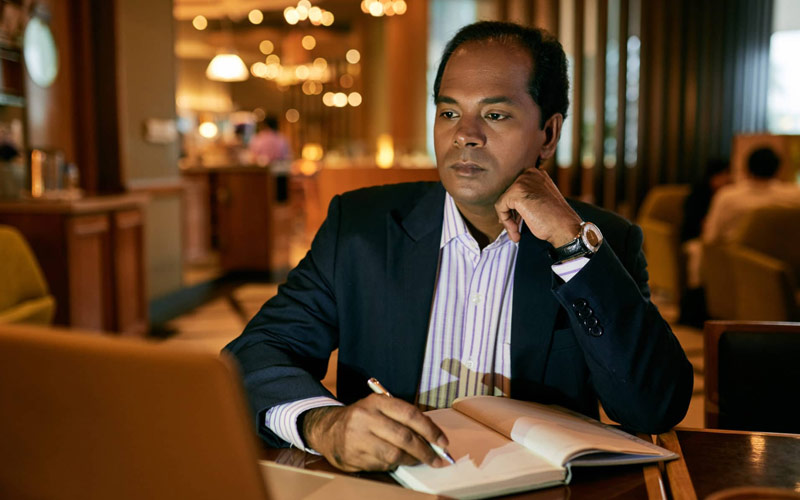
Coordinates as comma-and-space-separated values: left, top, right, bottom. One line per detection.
440, 193, 512, 250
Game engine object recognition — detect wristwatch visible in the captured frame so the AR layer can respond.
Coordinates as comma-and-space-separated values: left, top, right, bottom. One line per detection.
550, 221, 603, 264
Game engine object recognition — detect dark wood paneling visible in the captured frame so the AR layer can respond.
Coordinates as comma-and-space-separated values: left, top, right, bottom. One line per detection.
67, 214, 111, 331
216, 171, 273, 272
113, 209, 147, 336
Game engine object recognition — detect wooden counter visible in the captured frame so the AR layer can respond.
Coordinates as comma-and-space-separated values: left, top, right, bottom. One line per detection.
0, 194, 147, 336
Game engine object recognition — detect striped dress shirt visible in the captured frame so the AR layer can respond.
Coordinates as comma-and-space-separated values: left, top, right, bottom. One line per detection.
264, 193, 588, 450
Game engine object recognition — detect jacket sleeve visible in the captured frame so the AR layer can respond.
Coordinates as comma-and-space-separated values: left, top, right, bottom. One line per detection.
223, 196, 344, 447
552, 223, 694, 434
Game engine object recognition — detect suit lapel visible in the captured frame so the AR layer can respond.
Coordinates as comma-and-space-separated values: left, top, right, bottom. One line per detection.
384, 184, 445, 402
510, 227, 561, 392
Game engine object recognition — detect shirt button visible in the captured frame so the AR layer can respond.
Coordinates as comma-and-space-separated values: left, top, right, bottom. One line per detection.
471, 293, 483, 305
465, 359, 474, 369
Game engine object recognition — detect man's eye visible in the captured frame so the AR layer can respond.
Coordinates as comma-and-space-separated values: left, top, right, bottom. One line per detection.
439, 111, 457, 119
486, 113, 507, 121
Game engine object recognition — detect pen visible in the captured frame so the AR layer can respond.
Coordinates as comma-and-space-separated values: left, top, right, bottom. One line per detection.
367, 377, 456, 465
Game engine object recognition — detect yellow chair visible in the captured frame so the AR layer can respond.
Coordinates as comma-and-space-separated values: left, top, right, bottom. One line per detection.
0, 225, 56, 324
636, 184, 690, 301
702, 206, 800, 321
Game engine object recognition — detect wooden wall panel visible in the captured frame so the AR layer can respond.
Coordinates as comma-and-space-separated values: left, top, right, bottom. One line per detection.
113, 209, 147, 336
67, 214, 111, 331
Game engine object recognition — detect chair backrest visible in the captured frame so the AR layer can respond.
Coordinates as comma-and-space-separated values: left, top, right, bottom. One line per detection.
701, 243, 737, 319
636, 184, 690, 226
0, 225, 55, 324
636, 184, 691, 299
704, 320, 800, 433
734, 205, 800, 283
729, 246, 798, 321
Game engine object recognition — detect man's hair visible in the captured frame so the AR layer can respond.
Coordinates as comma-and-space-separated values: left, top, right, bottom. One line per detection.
747, 147, 780, 179
432, 21, 569, 128
264, 115, 279, 131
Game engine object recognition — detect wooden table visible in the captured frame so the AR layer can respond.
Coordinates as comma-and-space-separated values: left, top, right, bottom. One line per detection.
259, 428, 800, 499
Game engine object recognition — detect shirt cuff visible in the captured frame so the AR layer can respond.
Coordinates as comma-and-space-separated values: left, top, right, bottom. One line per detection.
551, 256, 590, 282
264, 396, 343, 453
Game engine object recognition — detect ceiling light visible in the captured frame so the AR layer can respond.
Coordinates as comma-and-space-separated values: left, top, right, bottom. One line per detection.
206, 52, 249, 82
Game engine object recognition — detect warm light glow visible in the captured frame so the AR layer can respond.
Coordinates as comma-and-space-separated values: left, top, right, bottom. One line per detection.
298, 159, 319, 176
206, 53, 249, 82
192, 15, 208, 30
346, 49, 361, 64
284, 7, 299, 24
302, 143, 324, 161
30, 149, 44, 197
348, 92, 362, 107
266, 54, 280, 65
362, 0, 406, 17
265, 64, 280, 79
285, 108, 300, 123
322, 92, 335, 107
376, 134, 394, 168
313, 57, 328, 71
308, 6, 323, 23
248, 9, 263, 24
297, 0, 312, 9
333, 92, 348, 108
295, 4, 309, 20
253, 108, 266, 122
295, 65, 310, 80
198, 121, 218, 139
251, 62, 268, 78
368, 1, 384, 16
259, 40, 274, 55
339, 74, 354, 88
302, 35, 316, 50
321, 11, 334, 26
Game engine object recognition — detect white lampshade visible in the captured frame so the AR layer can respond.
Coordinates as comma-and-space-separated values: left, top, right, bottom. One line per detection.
206, 52, 249, 82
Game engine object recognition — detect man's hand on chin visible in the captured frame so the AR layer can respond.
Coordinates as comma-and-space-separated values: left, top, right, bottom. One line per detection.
495, 167, 582, 246
301, 394, 450, 472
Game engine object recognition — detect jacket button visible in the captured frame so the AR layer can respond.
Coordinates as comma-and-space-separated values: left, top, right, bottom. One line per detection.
572, 299, 589, 311
588, 325, 604, 337
583, 316, 599, 328
576, 307, 593, 320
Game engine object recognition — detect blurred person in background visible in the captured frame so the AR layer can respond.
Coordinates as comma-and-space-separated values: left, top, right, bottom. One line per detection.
249, 114, 291, 167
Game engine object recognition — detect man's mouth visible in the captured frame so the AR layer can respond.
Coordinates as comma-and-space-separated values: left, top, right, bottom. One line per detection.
449, 162, 485, 175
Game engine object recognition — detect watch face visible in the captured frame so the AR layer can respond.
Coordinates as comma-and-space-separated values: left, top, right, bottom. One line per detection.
23, 16, 59, 88
581, 222, 603, 252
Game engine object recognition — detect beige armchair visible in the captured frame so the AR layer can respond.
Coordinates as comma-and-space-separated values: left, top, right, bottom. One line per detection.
0, 225, 56, 325
702, 206, 800, 321
636, 184, 690, 301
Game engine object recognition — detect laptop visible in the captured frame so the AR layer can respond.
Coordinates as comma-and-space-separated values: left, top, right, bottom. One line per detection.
0, 324, 431, 500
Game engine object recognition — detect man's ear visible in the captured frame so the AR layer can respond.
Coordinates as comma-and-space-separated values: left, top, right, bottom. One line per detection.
538, 113, 563, 161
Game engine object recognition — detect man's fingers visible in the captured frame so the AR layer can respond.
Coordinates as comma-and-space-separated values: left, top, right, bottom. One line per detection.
373, 395, 448, 448
369, 412, 442, 467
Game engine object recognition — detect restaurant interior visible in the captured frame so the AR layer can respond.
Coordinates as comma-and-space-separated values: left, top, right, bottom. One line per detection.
1, 0, 800, 498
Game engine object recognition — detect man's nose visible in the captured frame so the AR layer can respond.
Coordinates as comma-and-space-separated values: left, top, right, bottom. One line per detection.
454, 118, 486, 148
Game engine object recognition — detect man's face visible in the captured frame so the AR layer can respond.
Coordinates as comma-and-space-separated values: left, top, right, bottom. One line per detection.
434, 40, 553, 212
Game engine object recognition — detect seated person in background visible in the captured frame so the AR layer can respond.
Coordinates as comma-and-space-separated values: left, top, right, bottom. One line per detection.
680, 158, 731, 243
703, 147, 800, 244
225, 21, 693, 473
679, 158, 731, 326
248, 114, 291, 166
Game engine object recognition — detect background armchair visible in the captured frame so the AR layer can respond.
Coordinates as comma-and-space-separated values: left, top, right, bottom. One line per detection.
636, 184, 690, 302
702, 206, 800, 321
0, 225, 55, 325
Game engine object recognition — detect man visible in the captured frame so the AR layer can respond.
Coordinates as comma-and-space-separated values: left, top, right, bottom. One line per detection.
226, 22, 692, 473
248, 114, 291, 166
703, 146, 800, 244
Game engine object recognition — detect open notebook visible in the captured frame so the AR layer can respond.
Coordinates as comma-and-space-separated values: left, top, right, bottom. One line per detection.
0, 324, 430, 500
392, 396, 677, 500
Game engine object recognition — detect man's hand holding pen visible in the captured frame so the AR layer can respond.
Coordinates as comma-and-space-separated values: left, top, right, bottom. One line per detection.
300, 394, 451, 472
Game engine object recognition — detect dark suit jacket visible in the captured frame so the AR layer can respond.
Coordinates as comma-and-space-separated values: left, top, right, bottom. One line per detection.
225, 182, 693, 447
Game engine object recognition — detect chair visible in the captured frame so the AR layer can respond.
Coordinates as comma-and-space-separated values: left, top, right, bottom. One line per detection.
704, 320, 800, 433
636, 184, 690, 301
702, 206, 800, 321
0, 225, 56, 324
